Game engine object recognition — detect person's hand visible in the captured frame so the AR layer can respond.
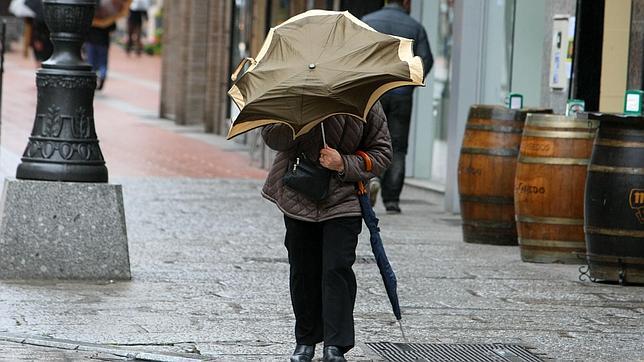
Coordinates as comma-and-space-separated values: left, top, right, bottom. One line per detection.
319, 146, 344, 172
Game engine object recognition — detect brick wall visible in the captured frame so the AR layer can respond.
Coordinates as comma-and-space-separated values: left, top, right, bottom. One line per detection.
205, 0, 233, 135
159, 1, 177, 118
160, 0, 233, 130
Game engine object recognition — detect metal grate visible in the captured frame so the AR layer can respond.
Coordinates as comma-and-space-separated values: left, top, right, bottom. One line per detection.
366, 342, 543, 362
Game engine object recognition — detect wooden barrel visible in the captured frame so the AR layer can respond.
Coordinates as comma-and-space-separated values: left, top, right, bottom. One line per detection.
514, 114, 598, 263
585, 113, 644, 284
458, 105, 551, 245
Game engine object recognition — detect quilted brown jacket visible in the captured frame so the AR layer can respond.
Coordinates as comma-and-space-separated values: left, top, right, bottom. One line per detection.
261, 102, 392, 222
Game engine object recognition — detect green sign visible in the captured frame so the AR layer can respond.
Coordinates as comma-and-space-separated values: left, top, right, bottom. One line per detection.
507, 93, 523, 110
624, 90, 644, 115
566, 99, 585, 116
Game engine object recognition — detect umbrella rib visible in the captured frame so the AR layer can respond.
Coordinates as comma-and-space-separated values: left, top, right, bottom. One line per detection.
315, 17, 341, 64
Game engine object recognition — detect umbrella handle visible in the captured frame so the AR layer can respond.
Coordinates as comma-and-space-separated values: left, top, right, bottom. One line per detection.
355, 150, 372, 196
355, 150, 372, 172
231, 57, 256, 82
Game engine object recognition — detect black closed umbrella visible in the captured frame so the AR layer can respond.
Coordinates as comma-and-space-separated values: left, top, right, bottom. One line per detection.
355, 151, 406, 340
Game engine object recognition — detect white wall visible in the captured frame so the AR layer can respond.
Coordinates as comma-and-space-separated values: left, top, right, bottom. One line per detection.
408, 0, 439, 181
511, 0, 546, 107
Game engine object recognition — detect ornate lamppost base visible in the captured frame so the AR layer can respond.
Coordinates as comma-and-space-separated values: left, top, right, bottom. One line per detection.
15, 0, 108, 183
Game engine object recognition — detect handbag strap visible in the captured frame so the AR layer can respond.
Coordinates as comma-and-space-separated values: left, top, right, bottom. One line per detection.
355, 151, 372, 195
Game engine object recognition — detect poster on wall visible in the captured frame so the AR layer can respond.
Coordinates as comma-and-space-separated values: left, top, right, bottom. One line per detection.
549, 15, 575, 89
566, 16, 576, 79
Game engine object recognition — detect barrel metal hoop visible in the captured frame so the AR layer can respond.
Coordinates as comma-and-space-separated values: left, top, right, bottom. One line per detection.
465, 124, 524, 134
523, 129, 596, 139
468, 106, 523, 122
526, 119, 599, 129
600, 127, 644, 137
516, 215, 584, 225
518, 238, 586, 248
462, 220, 515, 229
518, 156, 590, 166
585, 226, 644, 238
588, 164, 644, 175
585, 252, 644, 264
461, 147, 519, 157
594, 138, 644, 148
460, 194, 514, 205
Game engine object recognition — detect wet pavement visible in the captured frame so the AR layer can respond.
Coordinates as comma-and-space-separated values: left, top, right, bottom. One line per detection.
0, 46, 643, 361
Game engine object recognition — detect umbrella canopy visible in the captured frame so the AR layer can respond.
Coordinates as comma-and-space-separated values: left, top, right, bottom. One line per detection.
93, 0, 131, 28
227, 9, 424, 140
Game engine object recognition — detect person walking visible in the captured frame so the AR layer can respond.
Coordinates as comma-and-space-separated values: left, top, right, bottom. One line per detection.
85, 22, 116, 90
362, 0, 433, 213
27, 17, 52, 66
127, 0, 150, 56
261, 104, 392, 362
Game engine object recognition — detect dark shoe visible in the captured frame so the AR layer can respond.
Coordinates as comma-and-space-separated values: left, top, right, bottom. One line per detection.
290, 344, 315, 362
368, 177, 380, 206
322, 346, 346, 362
96, 77, 105, 91
385, 202, 401, 214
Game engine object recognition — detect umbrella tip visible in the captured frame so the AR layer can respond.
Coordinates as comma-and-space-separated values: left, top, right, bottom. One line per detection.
398, 319, 409, 343
308, 63, 316, 70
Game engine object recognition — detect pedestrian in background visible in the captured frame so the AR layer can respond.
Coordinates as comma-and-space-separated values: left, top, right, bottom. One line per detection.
362, 0, 433, 214
10, 0, 52, 66
85, 22, 116, 90
28, 18, 52, 65
85, 0, 130, 90
127, 0, 150, 56
261, 104, 392, 362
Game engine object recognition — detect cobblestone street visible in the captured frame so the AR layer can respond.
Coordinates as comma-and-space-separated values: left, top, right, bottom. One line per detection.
0, 46, 643, 361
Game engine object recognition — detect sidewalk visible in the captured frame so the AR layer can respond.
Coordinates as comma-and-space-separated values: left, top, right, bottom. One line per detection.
0, 47, 643, 361
0, 46, 266, 179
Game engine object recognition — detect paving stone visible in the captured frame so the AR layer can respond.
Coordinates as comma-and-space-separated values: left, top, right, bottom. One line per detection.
0, 178, 642, 361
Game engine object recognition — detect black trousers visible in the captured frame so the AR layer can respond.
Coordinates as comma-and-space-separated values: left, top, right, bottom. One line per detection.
284, 215, 362, 351
379, 93, 413, 205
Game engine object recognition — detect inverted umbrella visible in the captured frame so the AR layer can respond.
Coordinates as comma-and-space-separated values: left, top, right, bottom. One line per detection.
227, 9, 424, 140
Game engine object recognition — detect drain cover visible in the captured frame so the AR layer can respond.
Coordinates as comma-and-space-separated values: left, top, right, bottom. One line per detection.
366, 342, 543, 362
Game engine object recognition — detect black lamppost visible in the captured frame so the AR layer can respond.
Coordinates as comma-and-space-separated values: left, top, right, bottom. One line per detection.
16, 0, 108, 182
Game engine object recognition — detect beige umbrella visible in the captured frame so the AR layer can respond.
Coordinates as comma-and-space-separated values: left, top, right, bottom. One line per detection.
227, 9, 424, 140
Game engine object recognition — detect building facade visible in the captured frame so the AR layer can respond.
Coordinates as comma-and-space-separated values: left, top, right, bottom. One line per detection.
159, 0, 644, 212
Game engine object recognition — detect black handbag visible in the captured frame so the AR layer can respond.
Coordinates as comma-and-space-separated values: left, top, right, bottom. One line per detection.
282, 153, 332, 201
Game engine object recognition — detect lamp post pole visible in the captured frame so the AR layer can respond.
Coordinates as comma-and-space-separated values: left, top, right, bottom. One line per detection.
16, 0, 108, 182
